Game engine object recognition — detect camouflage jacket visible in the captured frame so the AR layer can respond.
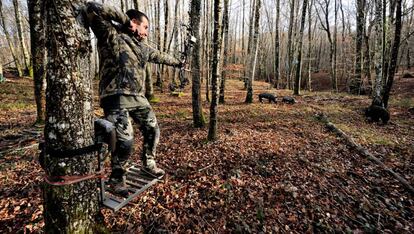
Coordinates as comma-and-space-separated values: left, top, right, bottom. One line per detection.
85, 2, 181, 100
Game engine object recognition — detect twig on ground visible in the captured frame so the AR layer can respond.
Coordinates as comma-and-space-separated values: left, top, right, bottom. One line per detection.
0, 143, 39, 155
198, 164, 213, 172
316, 113, 414, 194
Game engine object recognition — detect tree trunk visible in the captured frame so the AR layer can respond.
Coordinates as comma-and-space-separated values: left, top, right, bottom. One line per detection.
363, 19, 373, 88
245, 0, 261, 103
316, 0, 337, 91
350, 0, 365, 94
286, 0, 296, 89
0, 1, 23, 77
28, 0, 47, 123
373, 0, 384, 100
145, 63, 154, 100
208, 0, 223, 141
273, 0, 280, 89
219, 0, 230, 104
307, 0, 314, 91
120, 0, 125, 12
43, 0, 101, 231
13, 0, 31, 75
382, 0, 402, 108
157, 0, 169, 90
133, 0, 139, 10
190, 0, 206, 128
293, 0, 308, 95
333, 0, 337, 91
244, 0, 256, 89
204, 0, 211, 102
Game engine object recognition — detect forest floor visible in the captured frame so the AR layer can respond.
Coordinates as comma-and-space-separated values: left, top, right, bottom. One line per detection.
0, 73, 413, 233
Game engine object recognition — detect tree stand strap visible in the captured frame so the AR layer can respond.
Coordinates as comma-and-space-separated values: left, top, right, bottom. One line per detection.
40, 142, 106, 186
44, 170, 106, 186
44, 143, 103, 158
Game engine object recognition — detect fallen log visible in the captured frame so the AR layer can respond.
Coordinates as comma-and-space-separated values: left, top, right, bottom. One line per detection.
316, 113, 414, 194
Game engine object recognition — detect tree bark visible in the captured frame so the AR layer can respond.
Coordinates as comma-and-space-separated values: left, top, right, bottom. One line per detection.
145, 63, 154, 100
133, 0, 139, 10
245, 0, 261, 103
157, 0, 169, 90
208, 0, 223, 141
204, 0, 211, 102
286, 0, 296, 89
294, 0, 309, 95
0, 1, 23, 77
333, 0, 337, 91
350, 0, 365, 94
154, 0, 161, 90
373, 0, 384, 100
382, 0, 402, 108
43, 0, 101, 231
190, 0, 206, 128
307, 0, 314, 91
273, 0, 280, 89
13, 0, 31, 75
28, 0, 47, 123
316, 0, 337, 91
219, 0, 230, 104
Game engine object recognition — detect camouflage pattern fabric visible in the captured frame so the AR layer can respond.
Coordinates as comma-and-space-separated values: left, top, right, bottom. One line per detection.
104, 104, 160, 176
85, 2, 181, 103
85, 2, 180, 178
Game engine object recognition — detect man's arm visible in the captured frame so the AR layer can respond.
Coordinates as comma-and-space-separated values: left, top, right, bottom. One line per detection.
85, 1, 130, 39
146, 45, 183, 67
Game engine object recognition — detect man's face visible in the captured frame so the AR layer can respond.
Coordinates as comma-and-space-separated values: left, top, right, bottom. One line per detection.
130, 17, 149, 41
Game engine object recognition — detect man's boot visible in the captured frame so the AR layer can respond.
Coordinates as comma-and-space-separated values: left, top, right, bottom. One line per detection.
108, 176, 129, 197
142, 160, 165, 178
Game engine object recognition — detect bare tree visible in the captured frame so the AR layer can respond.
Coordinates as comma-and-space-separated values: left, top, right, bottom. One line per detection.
219, 0, 230, 103
316, 0, 337, 91
28, 0, 47, 123
373, 0, 384, 100
274, 0, 280, 88
350, 0, 365, 94
383, 0, 403, 108
294, 0, 309, 95
190, 0, 206, 128
42, 0, 100, 231
12, 0, 31, 75
245, 0, 261, 103
0, 1, 23, 77
208, 0, 223, 141
307, 0, 314, 91
286, 0, 296, 89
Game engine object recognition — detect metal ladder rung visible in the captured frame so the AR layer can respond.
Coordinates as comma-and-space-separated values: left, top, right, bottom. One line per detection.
103, 194, 124, 209
128, 187, 138, 193
126, 175, 151, 185
127, 167, 157, 181
126, 180, 144, 189
101, 165, 159, 212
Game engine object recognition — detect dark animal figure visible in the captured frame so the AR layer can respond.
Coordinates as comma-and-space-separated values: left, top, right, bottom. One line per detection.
402, 72, 414, 79
258, 93, 277, 103
282, 96, 296, 104
359, 86, 372, 95
365, 105, 390, 124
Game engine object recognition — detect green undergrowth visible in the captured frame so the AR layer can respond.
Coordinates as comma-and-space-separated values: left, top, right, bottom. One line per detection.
0, 102, 34, 111
336, 123, 396, 146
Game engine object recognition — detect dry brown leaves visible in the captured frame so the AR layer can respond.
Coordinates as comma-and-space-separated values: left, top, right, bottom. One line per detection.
0, 78, 413, 233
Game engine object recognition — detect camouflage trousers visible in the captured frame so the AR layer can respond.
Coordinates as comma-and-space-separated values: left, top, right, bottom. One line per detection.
104, 105, 160, 179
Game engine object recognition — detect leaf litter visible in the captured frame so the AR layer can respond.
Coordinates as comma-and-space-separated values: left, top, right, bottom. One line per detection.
0, 78, 413, 233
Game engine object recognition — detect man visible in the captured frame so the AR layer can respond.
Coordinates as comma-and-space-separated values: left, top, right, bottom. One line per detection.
85, 2, 182, 194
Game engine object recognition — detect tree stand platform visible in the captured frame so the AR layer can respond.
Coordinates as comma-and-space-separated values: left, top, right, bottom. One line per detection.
100, 165, 159, 212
